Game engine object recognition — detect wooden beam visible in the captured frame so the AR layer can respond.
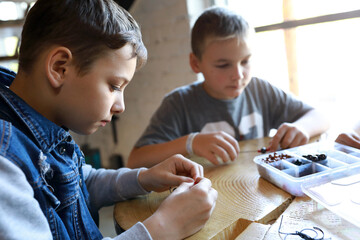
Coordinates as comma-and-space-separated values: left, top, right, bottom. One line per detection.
0, 19, 24, 28
255, 9, 360, 33
283, 0, 299, 96
0, 55, 18, 62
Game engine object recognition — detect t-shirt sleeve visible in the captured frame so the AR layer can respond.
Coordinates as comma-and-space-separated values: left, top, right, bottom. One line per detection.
0, 155, 53, 240
253, 78, 313, 129
134, 93, 186, 148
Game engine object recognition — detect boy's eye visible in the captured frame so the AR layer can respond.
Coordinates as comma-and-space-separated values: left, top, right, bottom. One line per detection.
242, 58, 251, 65
111, 85, 121, 92
215, 64, 230, 68
242, 57, 251, 65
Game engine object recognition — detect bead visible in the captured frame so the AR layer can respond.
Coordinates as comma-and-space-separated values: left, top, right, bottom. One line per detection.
293, 159, 302, 166
258, 147, 269, 153
317, 154, 327, 161
262, 152, 293, 163
261, 147, 267, 153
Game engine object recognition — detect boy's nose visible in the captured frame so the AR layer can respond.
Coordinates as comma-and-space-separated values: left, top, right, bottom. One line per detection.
233, 65, 244, 80
112, 103, 125, 114
112, 95, 125, 114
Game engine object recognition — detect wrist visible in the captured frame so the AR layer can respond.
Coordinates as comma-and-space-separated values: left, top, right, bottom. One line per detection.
138, 168, 151, 192
186, 132, 199, 156
143, 213, 170, 240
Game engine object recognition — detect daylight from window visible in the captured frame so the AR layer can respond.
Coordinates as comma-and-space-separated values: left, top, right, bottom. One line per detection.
220, 0, 360, 138
0, 1, 31, 71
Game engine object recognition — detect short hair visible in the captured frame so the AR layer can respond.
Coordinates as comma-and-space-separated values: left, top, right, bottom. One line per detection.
191, 7, 250, 59
18, 0, 147, 75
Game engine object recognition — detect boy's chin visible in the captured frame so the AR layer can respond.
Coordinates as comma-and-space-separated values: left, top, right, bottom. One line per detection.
72, 127, 98, 135
224, 89, 243, 99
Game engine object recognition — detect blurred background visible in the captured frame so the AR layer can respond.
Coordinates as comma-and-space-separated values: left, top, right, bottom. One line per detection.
1, 0, 359, 168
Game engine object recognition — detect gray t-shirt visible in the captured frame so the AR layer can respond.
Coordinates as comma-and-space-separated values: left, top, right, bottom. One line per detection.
135, 77, 313, 147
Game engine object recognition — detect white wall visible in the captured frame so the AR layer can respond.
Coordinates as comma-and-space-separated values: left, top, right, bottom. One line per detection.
73, 0, 202, 168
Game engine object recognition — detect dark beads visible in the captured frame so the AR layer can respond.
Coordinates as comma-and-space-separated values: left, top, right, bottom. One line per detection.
302, 153, 327, 162
293, 159, 303, 166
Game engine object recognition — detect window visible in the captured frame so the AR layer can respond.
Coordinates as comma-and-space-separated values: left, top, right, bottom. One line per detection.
213, 0, 360, 136
0, 1, 33, 71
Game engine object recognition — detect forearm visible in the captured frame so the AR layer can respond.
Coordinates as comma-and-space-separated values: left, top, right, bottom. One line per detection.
293, 109, 330, 137
127, 135, 188, 168
84, 166, 148, 210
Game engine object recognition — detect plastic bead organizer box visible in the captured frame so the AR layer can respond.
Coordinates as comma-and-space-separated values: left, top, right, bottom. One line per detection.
254, 142, 360, 228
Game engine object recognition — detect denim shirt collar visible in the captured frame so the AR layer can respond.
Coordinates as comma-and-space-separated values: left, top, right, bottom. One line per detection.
0, 68, 71, 153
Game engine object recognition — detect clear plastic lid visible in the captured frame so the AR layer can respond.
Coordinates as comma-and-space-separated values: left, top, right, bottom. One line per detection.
302, 165, 360, 228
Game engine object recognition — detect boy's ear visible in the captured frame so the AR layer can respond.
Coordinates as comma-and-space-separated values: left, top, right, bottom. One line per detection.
46, 47, 73, 88
189, 53, 201, 73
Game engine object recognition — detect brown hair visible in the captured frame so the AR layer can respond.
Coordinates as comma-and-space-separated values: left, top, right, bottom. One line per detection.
191, 7, 249, 59
18, 0, 147, 75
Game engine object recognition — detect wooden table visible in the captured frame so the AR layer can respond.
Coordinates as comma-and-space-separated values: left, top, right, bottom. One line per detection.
114, 137, 360, 239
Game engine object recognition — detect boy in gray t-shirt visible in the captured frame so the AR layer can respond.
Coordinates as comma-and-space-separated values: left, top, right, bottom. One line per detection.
127, 7, 329, 168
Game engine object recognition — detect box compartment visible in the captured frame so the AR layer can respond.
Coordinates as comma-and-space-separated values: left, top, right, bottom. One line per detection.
254, 142, 360, 196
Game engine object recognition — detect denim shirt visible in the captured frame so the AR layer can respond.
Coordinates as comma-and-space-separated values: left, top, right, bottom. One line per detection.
0, 67, 103, 239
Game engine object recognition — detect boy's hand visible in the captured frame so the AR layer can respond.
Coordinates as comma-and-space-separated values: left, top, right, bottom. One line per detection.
138, 154, 203, 192
335, 132, 360, 149
269, 123, 309, 152
143, 178, 218, 239
192, 131, 240, 165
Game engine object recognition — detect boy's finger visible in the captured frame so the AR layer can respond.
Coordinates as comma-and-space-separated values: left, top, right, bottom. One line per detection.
175, 156, 202, 179
353, 133, 360, 141
191, 177, 212, 190
218, 140, 238, 161
212, 147, 229, 163
222, 133, 240, 153
344, 137, 360, 149
198, 165, 204, 177
287, 133, 302, 148
279, 131, 293, 149
172, 176, 194, 185
172, 181, 193, 194
269, 138, 280, 152
270, 127, 286, 151
204, 153, 221, 165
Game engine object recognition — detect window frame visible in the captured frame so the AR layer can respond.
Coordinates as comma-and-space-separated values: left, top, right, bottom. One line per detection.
254, 5, 360, 95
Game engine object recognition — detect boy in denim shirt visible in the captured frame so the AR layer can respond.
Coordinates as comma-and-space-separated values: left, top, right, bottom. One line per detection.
0, 0, 217, 239
127, 7, 329, 168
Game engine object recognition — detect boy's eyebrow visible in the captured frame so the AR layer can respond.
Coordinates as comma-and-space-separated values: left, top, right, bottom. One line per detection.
215, 59, 229, 63
113, 76, 130, 84
110, 76, 131, 88
215, 54, 252, 63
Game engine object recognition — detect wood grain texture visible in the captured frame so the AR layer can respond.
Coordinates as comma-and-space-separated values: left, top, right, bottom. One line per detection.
114, 135, 360, 239
114, 137, 292, 239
